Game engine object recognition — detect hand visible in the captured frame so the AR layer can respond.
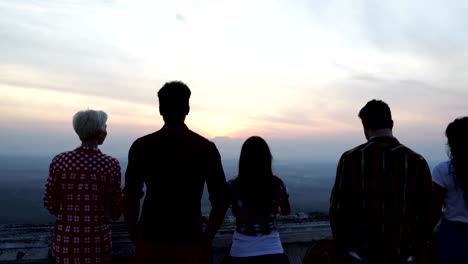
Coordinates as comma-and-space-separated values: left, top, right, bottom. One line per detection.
127, 223, 139, 245
200, 232, 213, 251
199, 232, 213, 264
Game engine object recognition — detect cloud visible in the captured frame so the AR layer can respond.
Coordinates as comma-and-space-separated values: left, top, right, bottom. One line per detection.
0, 64, 164, 107
361, 0, 468, 55
176, 13, 186, 22
0, 0, 467, 162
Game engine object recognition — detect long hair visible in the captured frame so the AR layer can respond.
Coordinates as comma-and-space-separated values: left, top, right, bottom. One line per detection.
446, 117, 468, 204
237, 136, 274, 216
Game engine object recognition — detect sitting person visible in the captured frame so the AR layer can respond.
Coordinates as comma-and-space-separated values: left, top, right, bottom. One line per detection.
432, 117, 468, 263
227, 136, 291, 264
44, 110, 122, 264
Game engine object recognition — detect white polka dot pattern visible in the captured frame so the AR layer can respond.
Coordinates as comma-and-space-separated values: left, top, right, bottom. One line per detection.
44, 146, 122, 264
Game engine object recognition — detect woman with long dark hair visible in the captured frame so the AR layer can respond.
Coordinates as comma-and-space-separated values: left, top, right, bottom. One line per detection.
432, 117, 468, 263
227, 136, 291, 264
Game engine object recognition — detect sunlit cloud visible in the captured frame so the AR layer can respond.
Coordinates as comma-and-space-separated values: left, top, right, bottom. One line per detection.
0, 0, 467, 162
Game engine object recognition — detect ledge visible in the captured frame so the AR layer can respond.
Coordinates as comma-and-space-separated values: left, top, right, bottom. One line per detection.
0, 216, 332, 264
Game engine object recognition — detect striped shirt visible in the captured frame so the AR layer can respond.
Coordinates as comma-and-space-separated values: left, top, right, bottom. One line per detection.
330, 136, 433, 264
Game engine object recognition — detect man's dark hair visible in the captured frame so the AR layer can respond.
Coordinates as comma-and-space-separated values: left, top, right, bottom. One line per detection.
158, 81, 191, 121
358, 99, 393, 130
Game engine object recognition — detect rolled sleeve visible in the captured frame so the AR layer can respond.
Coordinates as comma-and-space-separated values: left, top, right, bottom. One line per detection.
432, 161, 449, 188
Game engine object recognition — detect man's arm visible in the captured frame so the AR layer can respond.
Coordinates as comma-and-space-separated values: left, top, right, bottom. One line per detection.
432, 182, 446, 228
123, 142, 144, 243
431, 163, 447, 229
329, 157, 343, 237
204, 143, 228, 242
414, 157, 434, 256
330, 155, 347, 256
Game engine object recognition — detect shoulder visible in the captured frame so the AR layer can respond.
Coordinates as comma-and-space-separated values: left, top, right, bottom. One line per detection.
128, 131, 161, 155
434, 160, 451, 170
432, 160, 451, 187
100, 152, 120, 167
273, 176, 288, 192
433, 160, 451, 177
399, 144, 421, 156
340, 142, 368, 160
132, 131, 159, 146
273, 175, 286, 185
398, 145, 430, 165
49, 150, 76, 171
273, 176, 289, 197
187, 130, 221, 156
51, 150, 74, 163
188, 129, 216, 145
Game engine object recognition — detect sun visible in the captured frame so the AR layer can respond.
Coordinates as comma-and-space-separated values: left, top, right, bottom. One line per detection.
189, 115, 240, 139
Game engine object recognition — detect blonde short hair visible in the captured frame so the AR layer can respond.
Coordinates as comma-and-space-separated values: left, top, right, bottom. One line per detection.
72, 110, 107, 140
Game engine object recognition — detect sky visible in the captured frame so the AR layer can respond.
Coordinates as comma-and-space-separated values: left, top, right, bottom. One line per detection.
1, 0, 467, 162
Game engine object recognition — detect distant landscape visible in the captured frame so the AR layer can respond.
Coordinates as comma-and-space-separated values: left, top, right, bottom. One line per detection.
0, 155, 433, 225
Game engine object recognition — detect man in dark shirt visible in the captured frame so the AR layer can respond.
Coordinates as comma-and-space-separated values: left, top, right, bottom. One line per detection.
123, 81, 228, 264
330, 100, 433, 264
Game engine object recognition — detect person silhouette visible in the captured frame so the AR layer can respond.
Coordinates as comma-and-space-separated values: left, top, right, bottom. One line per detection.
330, 100, 433, 264
44, 109, 122, 264
123, 81, 228, 264
432, 117, 468, 264
227, 136, 291, 264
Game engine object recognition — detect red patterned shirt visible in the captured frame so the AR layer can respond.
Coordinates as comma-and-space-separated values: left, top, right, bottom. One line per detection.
44, 146, 122, 264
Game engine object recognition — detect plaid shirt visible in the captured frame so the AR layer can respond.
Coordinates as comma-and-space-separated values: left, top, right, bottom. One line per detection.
44, 146, 122, 264
228, 176, 289, 236
330, 137, 433, 264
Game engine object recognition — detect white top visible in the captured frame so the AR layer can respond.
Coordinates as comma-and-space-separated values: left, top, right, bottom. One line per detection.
230, 231, 284, 257
432, 160, 468, 223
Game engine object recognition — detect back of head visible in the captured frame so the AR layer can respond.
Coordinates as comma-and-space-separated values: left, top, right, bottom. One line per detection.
359, 99, 394, 130
446, 116, 468, 203
158, 81, 191, 122
446, 117, 468, 158
73, 110, 107, 141
239, 136, 273, 178
238, 136, 274, 215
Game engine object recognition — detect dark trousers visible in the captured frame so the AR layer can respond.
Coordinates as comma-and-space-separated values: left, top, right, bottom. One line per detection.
230, 253, 286, 264
135, 239, 211, 264
436, 219, 468, 264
